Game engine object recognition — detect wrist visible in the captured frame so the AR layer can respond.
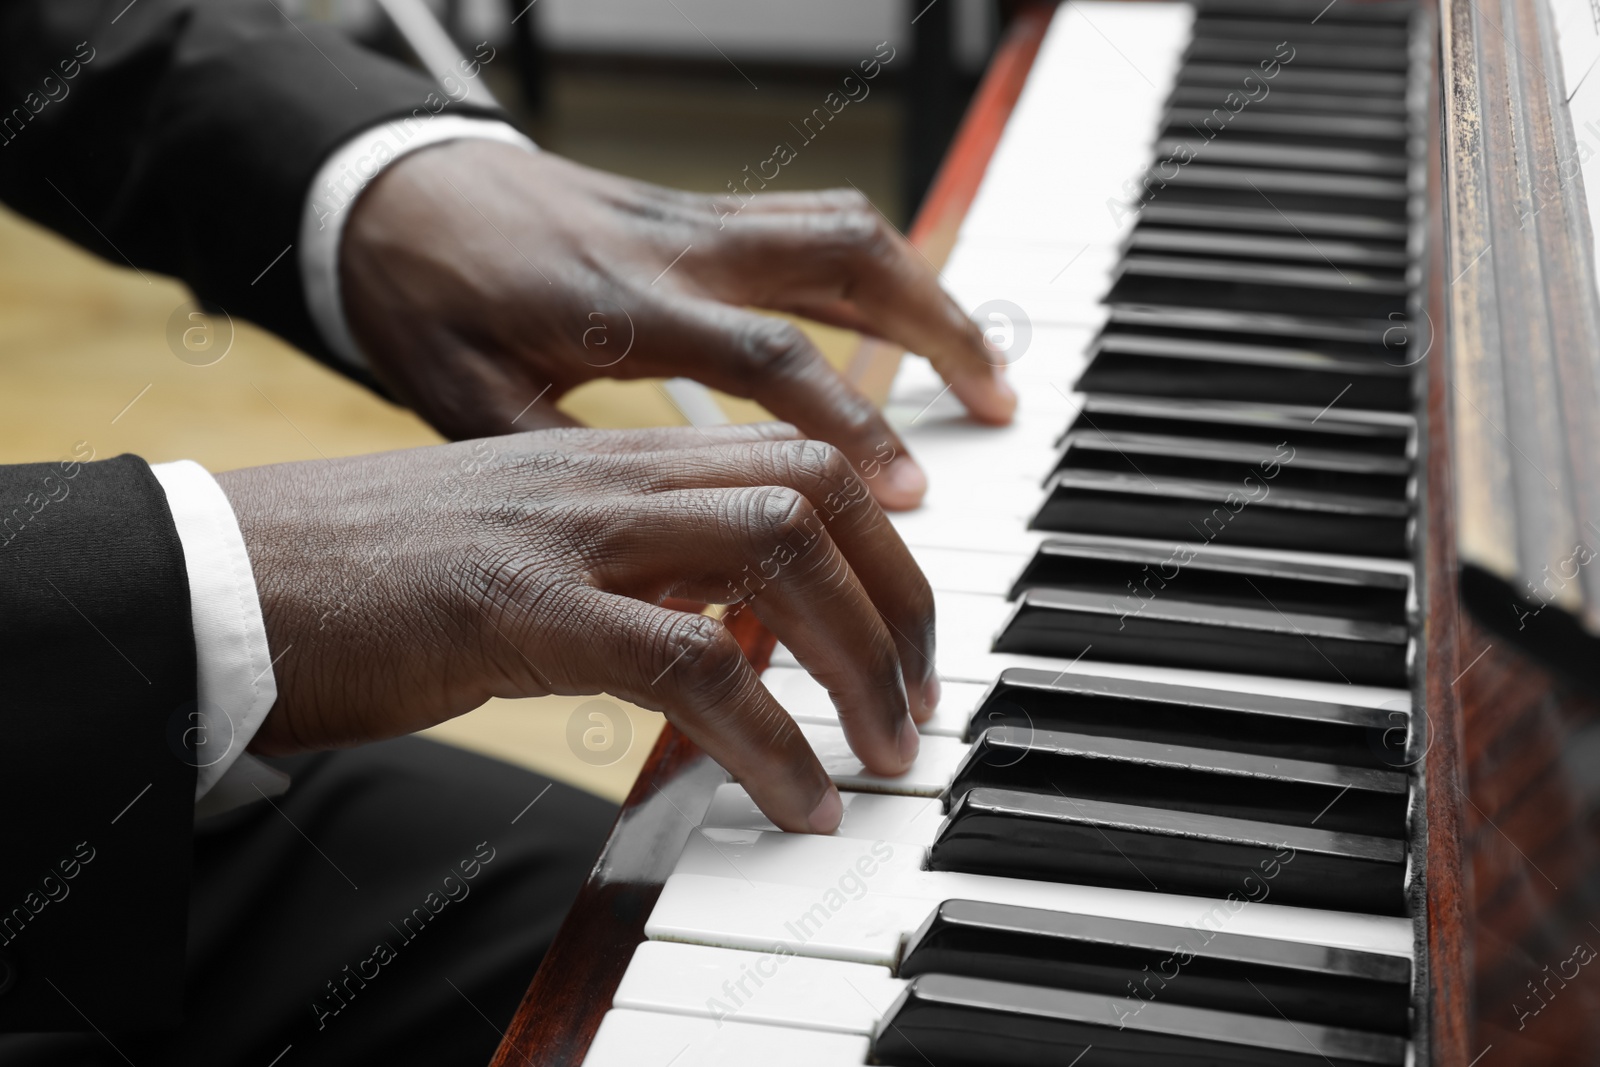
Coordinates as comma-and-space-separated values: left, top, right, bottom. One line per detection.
301, 117, 537, 370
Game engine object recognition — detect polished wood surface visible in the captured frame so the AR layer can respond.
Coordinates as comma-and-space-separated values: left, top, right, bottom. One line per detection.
1433, 0, 1600, 1059
1456, 627, 1600, 1063
1420, 3, 1473, 1054
488, 9, 1055, 1064
1442, 0, 1600, 688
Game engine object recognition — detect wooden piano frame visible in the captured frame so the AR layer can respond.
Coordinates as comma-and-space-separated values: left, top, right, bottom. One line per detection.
491, 2, 1600, 1063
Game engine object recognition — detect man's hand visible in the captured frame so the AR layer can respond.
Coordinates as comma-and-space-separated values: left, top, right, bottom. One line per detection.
338, 142, 1016, 511
215, 423, 936, 834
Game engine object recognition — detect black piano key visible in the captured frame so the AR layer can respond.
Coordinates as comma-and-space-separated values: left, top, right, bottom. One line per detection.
1090, 326, 1405, 366
1186, 39, 1410, 71
1196, 0, 1413, 23
898, 900, 1412, 1034
875, 974, 1410, 1067
1128, 226, 1410, 265
1106, 303, 1407, 345
1031, 469, 1411, 559
1009, 533, 1410, 622
1190, 16, 1410, 48
1153, 164, 1409, 201
1137, 200, 1408, 238
1179, 63, 1408, 96
969, 667, 1411, 770
1170, 84, 1409, 115
947, 726, 1409, 836
1165, 107, 1408, 143
928, 788, 1409, 914
1107, 255, 1408, 319
994, 587, 1409, 686
1063, 394, 1415, 458
1074, 334, 1414, 410
1143, 180, 1408, 230
1054, 430, 1412, 498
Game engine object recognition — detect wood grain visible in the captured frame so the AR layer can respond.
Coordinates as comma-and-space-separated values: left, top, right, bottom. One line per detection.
1443, 0, 1600, 687
1420, 3, 1474, 1060
1435, 0, 1600, 1059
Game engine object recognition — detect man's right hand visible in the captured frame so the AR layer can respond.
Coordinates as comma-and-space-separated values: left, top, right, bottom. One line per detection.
213, 423, 936, 834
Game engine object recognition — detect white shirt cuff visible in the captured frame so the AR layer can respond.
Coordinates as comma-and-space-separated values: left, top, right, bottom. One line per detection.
299, 116, 538, 369
149, 460, 287, 814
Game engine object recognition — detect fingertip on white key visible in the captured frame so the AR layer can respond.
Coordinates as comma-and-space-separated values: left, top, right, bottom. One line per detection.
703, 783, 945, 847
765, 665, 983, 738
795, 722, 967, 798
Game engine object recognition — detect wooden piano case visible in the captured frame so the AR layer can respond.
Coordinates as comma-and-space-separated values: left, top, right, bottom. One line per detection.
490, 1, 1600, 1063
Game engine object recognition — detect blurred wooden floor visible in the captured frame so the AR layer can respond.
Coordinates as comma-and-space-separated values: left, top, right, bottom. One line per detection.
0, 65, 902, 802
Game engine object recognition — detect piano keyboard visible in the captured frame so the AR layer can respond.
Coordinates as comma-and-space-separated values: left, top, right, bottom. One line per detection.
582, 1, 1425, 1063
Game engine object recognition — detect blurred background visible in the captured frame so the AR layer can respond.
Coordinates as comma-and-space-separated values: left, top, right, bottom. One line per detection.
0, 0, 1005, 802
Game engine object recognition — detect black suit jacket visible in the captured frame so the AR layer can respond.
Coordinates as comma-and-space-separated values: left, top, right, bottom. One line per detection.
0, 0, 502, 370
0, 1, 501, 1031
0, 454, 196, 1031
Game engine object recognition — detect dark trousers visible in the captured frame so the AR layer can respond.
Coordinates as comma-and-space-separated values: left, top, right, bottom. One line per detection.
0, 738, 616, 1066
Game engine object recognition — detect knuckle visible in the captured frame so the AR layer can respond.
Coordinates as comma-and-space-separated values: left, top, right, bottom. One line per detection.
665, 615, 744, 698
739, 318, 814, 376
781, 438, 850, 485
803, 204, 888, 260
747, 485, 816, 544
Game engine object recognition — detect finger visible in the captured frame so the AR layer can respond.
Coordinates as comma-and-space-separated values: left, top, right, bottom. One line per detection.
723, 188, 885, 216
523, 422, 802, 456
631, 296, 928, 510
613, 439, 938, 722
712, 197, 1018, 425
579, 591, 842, 833
588, 487, 919, 772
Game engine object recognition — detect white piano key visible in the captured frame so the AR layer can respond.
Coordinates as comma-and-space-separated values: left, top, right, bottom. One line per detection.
702, 783, 945, 847
943, 238, 1119, 289
907, 544, 1030, 596
796, 721, 968, 798
887, 506, 1048, 556
944, 285, 1107, 330
891, 474, 1044, 514
764, 665, 983, 737
891, 328, 1094, 403
887, 457, 1053, 513
650, 872, 924, 966
581, 1008, 869, 1067
945, 242, 1124, 317
959, 3, 1194, 245
774, 591, 1412, 712
651, 831, 1412, 961
612, 940, 906, 1036
891, 415, 1067, 466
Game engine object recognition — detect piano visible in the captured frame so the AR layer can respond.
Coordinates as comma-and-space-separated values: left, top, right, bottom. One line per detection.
491, 1, 1600, 1063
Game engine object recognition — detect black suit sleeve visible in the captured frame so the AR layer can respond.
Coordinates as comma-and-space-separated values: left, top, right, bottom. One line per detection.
0, 454, 197, 1032
0, 0, 503, 369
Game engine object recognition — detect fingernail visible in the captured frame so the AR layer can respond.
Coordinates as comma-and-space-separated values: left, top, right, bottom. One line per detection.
923, 674, 942, 711
807, 787, 844, 834
885, 456, 927, 501
898, 716, 921, 765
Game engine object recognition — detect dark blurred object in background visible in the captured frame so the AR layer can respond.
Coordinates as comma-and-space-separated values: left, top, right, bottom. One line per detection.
290, 0, 1006, 227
